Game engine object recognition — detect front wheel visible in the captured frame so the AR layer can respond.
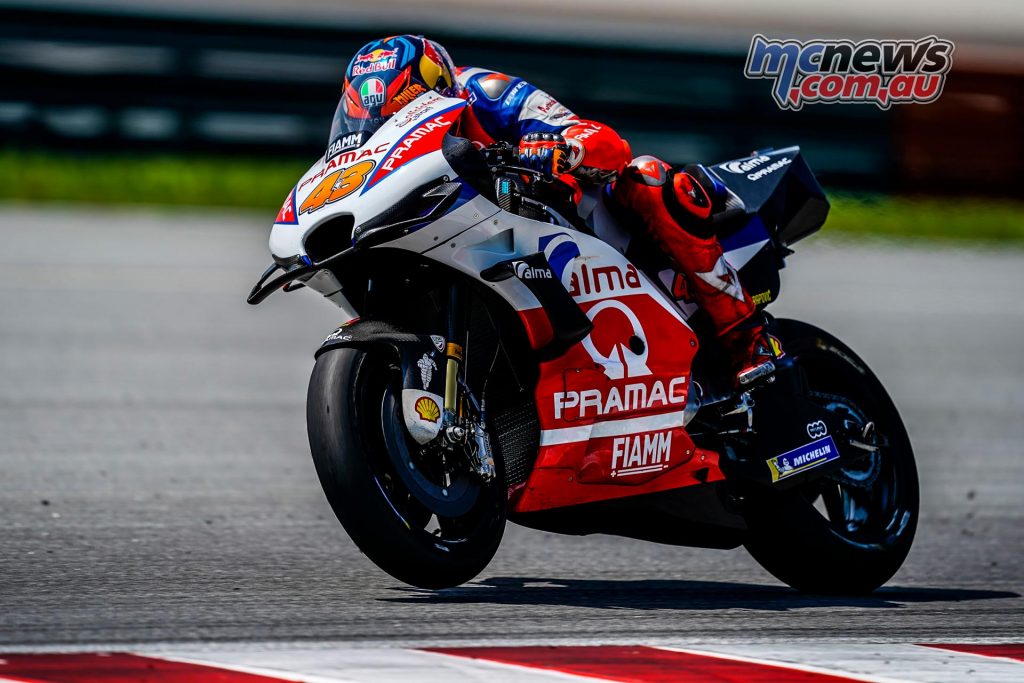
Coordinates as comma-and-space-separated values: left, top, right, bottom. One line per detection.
307, 346, 506, 589
743, 319, 919, 594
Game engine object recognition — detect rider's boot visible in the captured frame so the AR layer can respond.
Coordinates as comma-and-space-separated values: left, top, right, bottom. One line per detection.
612, 156, 782, 386
720, 317, 785, 387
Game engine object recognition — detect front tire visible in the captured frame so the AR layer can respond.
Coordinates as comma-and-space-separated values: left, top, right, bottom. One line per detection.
743, 319, 919, 594
307, 346, 506, 589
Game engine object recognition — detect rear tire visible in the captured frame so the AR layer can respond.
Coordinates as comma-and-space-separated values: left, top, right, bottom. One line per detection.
307, 346, 505, 589
743, 319, 919, 594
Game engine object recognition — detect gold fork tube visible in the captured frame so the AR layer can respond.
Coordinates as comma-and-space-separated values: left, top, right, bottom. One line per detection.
443, 342, 463, 413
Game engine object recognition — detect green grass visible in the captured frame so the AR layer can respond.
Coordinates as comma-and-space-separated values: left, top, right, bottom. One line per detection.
0, 150, 306, 212
2, 149, 1023, 243
826, 192, 1024, 244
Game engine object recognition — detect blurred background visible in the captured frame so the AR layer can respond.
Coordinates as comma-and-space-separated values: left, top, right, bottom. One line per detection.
0, 0, 1022, 645
2, 0, 1023, 232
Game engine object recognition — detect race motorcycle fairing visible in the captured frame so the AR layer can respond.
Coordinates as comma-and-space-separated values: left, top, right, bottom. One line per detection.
250, 89, 919, 594
270, 91, 720, 513
443, 211, 718, 513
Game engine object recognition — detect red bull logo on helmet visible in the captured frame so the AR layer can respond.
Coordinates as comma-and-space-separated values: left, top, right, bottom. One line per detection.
355, 48, 398, 64
352, 48, 398, 76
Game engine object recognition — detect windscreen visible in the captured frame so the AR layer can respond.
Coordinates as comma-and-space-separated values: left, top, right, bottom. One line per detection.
325, 98, 385, 158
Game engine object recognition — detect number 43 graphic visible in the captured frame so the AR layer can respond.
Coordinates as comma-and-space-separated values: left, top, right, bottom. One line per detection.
299, 160, 376, 215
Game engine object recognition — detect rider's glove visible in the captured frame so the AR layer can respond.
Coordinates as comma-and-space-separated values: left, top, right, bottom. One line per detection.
517, 132, 572, 178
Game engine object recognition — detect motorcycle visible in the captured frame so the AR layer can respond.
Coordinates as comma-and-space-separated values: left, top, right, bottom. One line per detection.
248, 91, 918, 593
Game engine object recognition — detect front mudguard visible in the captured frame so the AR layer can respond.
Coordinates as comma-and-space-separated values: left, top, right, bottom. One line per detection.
315, 320, 449, 445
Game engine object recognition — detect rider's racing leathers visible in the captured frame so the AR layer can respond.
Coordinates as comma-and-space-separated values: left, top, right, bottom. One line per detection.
455, 66, 778, 380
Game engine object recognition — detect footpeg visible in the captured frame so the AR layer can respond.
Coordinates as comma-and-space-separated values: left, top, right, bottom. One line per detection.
737, 360, 776, 387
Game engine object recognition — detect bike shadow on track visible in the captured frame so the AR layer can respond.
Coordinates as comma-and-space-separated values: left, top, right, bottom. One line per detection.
381, 577, 1020, 611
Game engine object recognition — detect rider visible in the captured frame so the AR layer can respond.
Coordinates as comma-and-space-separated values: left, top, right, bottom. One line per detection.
334, 34, 781, 385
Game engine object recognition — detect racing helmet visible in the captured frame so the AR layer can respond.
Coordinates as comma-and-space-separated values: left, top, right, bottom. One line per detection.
328, 35, 460, 144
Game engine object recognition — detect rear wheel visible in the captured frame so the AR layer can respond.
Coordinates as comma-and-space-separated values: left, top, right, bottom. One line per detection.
307, 346, 505, 589
743, 319, 919, 594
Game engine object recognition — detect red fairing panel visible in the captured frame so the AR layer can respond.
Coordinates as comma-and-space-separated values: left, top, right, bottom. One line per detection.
516, 308, 555, 351
512, 259, 723, 513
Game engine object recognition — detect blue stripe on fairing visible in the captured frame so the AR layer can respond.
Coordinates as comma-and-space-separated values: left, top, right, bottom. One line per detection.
390, 182, 479, 241
538, 232, 581, 281
448, 183, 478, 212
720, 215, 770, 253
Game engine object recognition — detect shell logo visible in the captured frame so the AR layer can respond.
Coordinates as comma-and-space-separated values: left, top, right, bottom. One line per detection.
414, 396, 440, 423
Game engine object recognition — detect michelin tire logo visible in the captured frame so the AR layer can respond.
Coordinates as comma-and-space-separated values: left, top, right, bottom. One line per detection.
767, 436, 839, 482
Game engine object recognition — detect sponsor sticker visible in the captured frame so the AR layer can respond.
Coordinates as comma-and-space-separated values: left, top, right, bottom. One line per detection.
580, 299, 652, 381
360, 77, 387, 108
414, 396, 441, 423
554, 376, 687, 421
325, 131, 368, 162
352, 48, 397, 76
356, 48, 398, 64
513, 261, 553, 280
416, 352, 437, 388
390, 83, 427, 110
502, 81, 527, 106
299, 143, 390, 193
806, 419, 828, 439
393, 92, 445, 127
568, 263, 642, 298
519, 89, 576, 124
402, 389, 445, 444
766, 435, 839, 482
323, 328, 353, 344
365, 103, 464, 190
611, 429, 673, 477
352, 60, 395, 76
718, 154, 792, 182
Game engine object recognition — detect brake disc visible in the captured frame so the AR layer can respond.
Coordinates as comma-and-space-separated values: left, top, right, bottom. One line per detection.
809, 390, 883, 490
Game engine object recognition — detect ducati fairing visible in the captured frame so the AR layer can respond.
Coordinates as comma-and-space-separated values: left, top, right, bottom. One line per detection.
248, 90, 919, 594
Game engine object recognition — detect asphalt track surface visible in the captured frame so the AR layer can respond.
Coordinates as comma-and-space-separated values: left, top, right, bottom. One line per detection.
0, 206, 1021, 648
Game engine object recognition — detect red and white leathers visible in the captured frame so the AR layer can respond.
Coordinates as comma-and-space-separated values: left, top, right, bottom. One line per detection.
454, 66, 774, 380
611, 156, 756, 335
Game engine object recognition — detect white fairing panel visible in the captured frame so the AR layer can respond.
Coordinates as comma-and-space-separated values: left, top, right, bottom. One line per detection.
424, 206, 689, 326
268, 92, 470, 261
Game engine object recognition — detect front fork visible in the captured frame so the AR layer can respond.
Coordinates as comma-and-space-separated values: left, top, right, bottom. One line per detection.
440, 282, 497, 482
443, 284, 464, 415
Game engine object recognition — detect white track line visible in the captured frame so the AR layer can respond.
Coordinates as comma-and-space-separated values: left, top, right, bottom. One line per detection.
658, 645, 916, 683
667, 644, 1024, 683
163, 647, 591, 683
155, 653, 353, 683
